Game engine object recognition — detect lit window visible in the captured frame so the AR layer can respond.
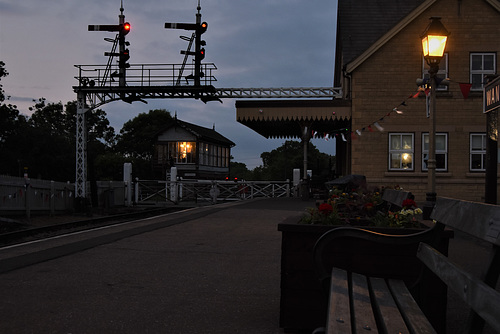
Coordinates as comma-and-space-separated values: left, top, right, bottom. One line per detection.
470, 53, 496, 91
422, 133, 448, 171
389, 133, 414, 170
470, 133, 486, 171
176, 141, 196, 164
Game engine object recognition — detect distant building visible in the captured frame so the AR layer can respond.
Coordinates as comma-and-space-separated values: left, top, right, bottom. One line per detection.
153, 117, 235, 179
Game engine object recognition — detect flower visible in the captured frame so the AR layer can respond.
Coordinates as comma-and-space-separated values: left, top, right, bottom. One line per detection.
300, 186, 423, 228
318, 203, 333, 215
402, 199, 417, 209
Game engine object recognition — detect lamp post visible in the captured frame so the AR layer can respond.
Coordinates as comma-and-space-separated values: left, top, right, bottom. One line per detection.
421, 17, 449, 219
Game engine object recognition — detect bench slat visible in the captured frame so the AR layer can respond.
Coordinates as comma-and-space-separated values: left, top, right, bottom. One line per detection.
417, 242, 500, 333
369, 277, 409, 334
381, 189, 410, 209
387, 279, 437, 334
430, 197, 500, 246
351, 272, 379, 333
327, 268, 352, 333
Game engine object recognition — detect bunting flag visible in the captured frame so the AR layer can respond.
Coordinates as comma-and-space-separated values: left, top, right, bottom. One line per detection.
315, 78, 475, 141
459, 83, 473, 99
373, 122, 384, 132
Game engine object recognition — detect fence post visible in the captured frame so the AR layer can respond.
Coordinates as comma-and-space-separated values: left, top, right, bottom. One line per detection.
66, 181, 72, 211
170, 167, 178, 204
50, 180, 55, 215
134, 178, 139, 204
286, 179, 290, 197
123, 163, 133, 206
210, 181, 218, 204
24, 178, 31, 219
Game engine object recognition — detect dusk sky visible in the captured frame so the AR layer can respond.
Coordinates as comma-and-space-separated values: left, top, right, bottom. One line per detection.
0, 0, 338, 169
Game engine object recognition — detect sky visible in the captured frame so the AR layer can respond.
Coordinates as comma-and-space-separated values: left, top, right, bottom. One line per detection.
0, 0, 338, 169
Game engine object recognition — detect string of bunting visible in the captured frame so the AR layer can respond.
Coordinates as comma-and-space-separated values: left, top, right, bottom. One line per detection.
312, 78, 474, 141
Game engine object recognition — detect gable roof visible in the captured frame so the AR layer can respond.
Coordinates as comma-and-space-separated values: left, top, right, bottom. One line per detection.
157, 117, 235, 147
337, 0, 430, 74
337, 0, 500, 74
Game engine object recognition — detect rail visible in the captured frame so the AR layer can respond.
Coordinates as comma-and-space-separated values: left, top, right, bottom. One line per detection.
74, 63, 218, 88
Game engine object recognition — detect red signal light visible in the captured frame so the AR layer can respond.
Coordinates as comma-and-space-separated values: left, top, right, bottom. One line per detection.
121, 22, 131, 35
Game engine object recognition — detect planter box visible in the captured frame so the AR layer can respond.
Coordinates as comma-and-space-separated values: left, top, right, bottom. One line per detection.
278, 217, 452, 333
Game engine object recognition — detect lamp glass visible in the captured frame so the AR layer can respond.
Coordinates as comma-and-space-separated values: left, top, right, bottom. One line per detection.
422, 35, 448, 57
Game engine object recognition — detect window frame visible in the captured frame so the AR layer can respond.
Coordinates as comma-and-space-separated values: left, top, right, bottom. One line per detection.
388, 133, 415, 171
470, 133, 487, 171
422, 53, 449, 91
422, 133, 448, 172
470, 53, 496, 91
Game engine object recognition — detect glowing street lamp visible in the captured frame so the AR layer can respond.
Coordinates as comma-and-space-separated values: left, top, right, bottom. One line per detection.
421, 17, 449, 65
421, 17, 449, 218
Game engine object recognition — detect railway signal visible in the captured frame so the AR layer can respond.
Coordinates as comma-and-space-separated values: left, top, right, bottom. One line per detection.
88, 4, 130, 87
165, 4, 208, 87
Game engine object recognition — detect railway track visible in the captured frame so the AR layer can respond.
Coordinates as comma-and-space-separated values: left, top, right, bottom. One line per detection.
0, 206, 191, 247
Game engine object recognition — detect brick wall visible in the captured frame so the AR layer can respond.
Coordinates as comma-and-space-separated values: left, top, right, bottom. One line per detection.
348, 0, 500, 203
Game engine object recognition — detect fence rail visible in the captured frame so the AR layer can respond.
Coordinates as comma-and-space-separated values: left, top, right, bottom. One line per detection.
0, 176, 74, 216
1, 175, 292, 217
134, 179, 291, 205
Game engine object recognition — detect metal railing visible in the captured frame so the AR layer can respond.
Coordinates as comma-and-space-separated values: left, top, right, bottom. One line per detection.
134, 179, 291, 205
74, 63, 218, 88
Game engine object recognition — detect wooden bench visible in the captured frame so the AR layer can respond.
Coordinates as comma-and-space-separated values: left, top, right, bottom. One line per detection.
313, 197, 500, 334
380, 188, 412, 211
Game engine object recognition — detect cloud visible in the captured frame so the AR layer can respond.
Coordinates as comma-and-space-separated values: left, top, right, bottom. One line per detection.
0, 0, 338, 169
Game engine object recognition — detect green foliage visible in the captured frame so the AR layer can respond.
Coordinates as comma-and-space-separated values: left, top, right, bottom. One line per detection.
114, 109, 173, 179
115, 109, 173, 161
0, 63, 116, 180
250, 140, 335, 180
229, 161, 252, 180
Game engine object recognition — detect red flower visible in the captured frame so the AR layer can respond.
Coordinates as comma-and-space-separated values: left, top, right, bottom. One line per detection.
364, 202, 374, 210
318, 203, 334, 215
402, 199, 417, 209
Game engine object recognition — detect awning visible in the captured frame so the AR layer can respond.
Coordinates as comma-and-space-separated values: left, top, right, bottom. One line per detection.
236, 99, 351, 139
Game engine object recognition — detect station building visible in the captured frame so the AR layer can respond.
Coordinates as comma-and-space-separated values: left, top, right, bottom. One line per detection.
236, 0, 500, 203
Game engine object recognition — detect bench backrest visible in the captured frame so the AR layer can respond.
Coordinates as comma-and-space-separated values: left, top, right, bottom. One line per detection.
420, 197, 500, 333
381, 189, 411, 210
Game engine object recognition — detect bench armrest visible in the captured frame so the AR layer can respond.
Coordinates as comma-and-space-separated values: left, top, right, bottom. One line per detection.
417, 242, 500, 333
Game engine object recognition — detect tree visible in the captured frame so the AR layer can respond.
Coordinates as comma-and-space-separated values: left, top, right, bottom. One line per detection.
0, 62, 117, 181
114, 109, 173, 178
0, 61, 29, 176
253, 140, 335, 181
229, 160, 252, 180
